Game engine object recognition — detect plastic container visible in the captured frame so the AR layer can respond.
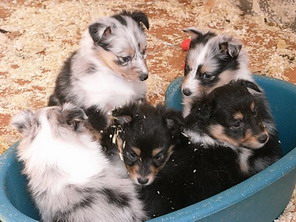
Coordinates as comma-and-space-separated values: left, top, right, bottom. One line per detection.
0, 75, 296, 222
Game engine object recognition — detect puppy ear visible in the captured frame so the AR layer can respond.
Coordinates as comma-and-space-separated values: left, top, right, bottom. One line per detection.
236, 80, 262, 93
219, 36, 242, 58
157, 104, 184, 136
114, 115, 133, 125
88, 22, 112, 44
183, 27, 204, 39
128, 11, 150, 30
61, 103, 88, 129
111, 104, 136, 125
165, 111, 184, 129
11, 110, 35, 136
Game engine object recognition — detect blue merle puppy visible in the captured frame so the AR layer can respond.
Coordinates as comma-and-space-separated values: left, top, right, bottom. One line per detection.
181, 27, 254, 117
11, 104, 147, 222
48, 11, 150, 131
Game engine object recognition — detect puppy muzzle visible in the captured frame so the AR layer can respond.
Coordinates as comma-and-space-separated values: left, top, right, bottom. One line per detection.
182, 88, 192, 96
139, 72, 148, 81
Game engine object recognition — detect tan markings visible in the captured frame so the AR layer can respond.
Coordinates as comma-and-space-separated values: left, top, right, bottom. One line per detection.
116, 136, 123, 153
124, 47, 135, 56
158, 145, 175, 170
200, 64, 210, 74
84, 121, 102, 142
95, 48, 140, 81
217, 70, 237, 86
206, 70, 237, 94
131, 147, 141, 156
95, 48, 118, 71
250, 102, 255, 111
148, 165, 159, 181
241, 129, 255, 143
209, 124, 239, 146
126, 164, 140, 182
120, 66, 140, 81
241, 129, 269, 149
167, 145, 174, 157
233, 112, 243, 120
240, 129, 262, 149
145, 172, 156, 184
152, 147, 162, 156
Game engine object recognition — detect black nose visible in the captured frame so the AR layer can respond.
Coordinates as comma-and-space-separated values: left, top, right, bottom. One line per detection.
258, 133, 268, 144
182, 88, 192, 96
137, 178, 149, 185
139, 73, 148, 81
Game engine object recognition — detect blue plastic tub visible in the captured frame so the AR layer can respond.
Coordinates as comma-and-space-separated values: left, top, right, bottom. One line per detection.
0, 75, 296, 222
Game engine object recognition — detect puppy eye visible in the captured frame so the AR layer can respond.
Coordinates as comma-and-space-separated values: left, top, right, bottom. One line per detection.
154, 153, 164, 161
253, 110, 257, 117
232, 120, 242, 129
127, 151, 138, 161
202, 73, 215, 81
120, 56, 132, 63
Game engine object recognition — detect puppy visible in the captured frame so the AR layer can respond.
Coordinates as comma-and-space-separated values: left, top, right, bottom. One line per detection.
11, 104, 147, 222
141, 80, 282, 218
100, 101, 184, 186
48, 11, 150, 130
181, 27, 254, 117
183, 79, 282, 175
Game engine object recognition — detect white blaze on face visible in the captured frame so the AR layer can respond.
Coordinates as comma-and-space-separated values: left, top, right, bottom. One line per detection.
182, 44, 209, 97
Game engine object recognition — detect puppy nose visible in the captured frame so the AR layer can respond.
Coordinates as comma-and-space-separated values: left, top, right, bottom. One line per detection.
139, 73, 148, 81
258, 133, 268, 144
137, 178, 149, 185
182, 88, 192, 96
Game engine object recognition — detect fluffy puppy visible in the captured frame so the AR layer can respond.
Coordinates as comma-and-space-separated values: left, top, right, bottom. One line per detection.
183, 79, 282, 175
141, 80, 282, 218
11, 104, 147, 222
181, 27, 254, 117
48, 11, 150, 130
100, 101, 184, 186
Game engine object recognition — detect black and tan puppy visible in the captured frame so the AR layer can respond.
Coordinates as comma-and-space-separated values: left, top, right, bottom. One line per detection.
141, 80, 282, 218
183, 79, 282, 176
101, 101, 184, 186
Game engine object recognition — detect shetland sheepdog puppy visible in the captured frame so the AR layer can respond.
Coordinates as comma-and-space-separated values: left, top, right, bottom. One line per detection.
48, 11, 150, 131
140, 80, 282, 218
183, 80, 282, 175
181, 27, 254, 117
100, 101, 184, 186
11, 104, 147, 222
